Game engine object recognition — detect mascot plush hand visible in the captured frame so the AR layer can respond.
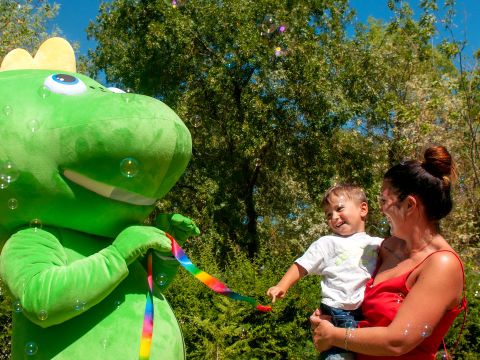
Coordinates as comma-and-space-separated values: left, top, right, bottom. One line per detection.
0, 37, 199, 359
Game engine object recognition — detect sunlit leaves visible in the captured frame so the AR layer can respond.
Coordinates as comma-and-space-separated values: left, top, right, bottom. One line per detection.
0, 0, 59, 57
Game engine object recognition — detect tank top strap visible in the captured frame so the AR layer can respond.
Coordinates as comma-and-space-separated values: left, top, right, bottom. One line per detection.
406, 249, 465, 285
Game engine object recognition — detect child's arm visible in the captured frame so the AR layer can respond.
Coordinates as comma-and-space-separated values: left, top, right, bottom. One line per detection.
267, 263, 307, 302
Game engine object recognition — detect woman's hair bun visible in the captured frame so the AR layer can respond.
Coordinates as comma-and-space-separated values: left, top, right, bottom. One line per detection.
422, 146, 456, 183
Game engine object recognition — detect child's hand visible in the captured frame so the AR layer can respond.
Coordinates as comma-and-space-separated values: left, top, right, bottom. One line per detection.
266, 285, 286, 303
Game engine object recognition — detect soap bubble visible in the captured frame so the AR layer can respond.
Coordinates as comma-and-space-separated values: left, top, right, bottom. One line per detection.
255, 158, 261, 167
241, 216, 250, 225
101, 338, 110, 349
379, 218, 388, 233
436, 350, 448, 359
0, 160, 20, 184
257, 215, 264, 223
260, 14, 277, 37
123, 88, 135, 103
29, 219, 42, 231
278, 24, 286, 33
345, 320, 355, 328
0, 178, 8, 189
224, 53, 235, 69
37, 310, 48, 321
120, 157, 140, 178
37, 85, 51, 99
420, 324, 432, 338
396, 293, 404, 303
8, 198, 18, 210
114, 299, 122, 308
27, 119, 41, 132
3, 105, 13, 116
192, 115, 202, 128
24, 342, 38, 356
73, 299, 86, 311
257, 265, 265, 275
13, 300, 22, 313
156, 273, 168, 286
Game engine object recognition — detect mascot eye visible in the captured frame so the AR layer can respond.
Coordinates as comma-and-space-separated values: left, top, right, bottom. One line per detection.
107, 87, 126, 93
44, 74, 87, 95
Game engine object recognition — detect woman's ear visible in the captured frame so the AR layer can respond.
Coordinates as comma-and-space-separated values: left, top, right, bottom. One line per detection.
405, 195, 417, 214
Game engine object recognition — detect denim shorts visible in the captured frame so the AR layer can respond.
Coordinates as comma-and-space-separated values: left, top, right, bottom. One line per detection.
318, 303, 362, 360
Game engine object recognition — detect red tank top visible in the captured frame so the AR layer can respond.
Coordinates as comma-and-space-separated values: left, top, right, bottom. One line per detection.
356, 250, 466, 360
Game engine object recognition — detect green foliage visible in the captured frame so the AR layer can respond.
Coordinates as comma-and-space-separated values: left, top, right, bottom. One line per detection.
165, 235, 320, 359
87, 0, 364, 257
0, 0, 59, 57
444, 251, 480, 358
0, 279, 12, 360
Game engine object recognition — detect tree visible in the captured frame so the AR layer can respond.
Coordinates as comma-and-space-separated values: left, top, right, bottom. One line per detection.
88, 0, 479, 357
87, 0, 388, 258
0, 0, 59, 58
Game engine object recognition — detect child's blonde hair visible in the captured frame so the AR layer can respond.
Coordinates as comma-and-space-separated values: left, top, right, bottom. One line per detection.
321, 184, 367, 211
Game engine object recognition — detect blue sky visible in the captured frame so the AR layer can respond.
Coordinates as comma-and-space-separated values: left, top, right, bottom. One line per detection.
50, 0, 480, 59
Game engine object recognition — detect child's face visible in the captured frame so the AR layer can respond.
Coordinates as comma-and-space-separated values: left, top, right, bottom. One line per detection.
324, 195, 367, 236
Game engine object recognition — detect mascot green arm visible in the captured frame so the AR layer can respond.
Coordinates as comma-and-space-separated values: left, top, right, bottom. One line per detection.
0, 228, 127, 327
0, 225, 174, 327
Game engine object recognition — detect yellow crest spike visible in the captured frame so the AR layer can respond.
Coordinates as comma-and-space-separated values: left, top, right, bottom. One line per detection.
0, 37, 76, 72
0, 48, 34, 71
34, 37, 76, 72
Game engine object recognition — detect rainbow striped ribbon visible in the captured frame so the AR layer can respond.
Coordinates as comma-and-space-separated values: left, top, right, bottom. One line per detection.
166, 233, 272, 312
137, 234, 272, 359
139, 251, 154, 359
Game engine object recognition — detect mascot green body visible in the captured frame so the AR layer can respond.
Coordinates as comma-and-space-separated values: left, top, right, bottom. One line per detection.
0, 37, 197, 359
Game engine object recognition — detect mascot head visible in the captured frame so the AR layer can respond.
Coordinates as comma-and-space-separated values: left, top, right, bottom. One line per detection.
0, 37, 192, 241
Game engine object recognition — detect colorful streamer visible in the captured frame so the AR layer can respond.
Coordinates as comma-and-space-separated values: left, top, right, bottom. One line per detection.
138, 234, 272, 359
139, 252, 154, 360
166, 233, 272, 312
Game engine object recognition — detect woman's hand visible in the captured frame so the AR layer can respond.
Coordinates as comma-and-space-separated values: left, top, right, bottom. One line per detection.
310, 309, 335, 353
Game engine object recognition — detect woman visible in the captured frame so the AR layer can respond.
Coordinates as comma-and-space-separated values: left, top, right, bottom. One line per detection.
310, 146, 466, 359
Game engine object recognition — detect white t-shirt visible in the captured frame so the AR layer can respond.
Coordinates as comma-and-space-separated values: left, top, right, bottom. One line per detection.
295, 232, 383, 310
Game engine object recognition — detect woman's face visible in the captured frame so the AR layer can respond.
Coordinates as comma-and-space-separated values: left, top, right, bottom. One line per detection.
379, 181, 404, 236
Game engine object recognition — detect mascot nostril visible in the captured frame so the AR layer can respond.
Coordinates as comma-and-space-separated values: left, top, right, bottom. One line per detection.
0, 37, 198, 360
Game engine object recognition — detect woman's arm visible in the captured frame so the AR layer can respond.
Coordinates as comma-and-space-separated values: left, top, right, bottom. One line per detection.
311, 251, 463, 356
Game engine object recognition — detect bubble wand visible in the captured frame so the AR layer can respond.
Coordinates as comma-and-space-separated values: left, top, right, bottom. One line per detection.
166, 233, 272, 312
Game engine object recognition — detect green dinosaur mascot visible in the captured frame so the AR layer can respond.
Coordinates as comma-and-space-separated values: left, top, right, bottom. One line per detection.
0, 37, 199, 359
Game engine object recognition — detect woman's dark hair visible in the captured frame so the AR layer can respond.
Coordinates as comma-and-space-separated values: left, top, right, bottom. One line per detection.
384, 146, 456, 221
